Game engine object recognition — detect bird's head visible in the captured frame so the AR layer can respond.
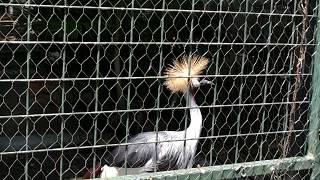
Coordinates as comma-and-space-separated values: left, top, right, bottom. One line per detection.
164, 55, 212, 93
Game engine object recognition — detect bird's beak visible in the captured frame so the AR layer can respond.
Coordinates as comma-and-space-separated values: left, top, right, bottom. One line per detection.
199, 79, 214, 86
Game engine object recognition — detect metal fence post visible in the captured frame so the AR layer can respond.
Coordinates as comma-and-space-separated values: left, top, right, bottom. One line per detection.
309, 3, 320, 179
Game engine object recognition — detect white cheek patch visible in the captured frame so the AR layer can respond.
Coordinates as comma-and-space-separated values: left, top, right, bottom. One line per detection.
191, 78, 200, 87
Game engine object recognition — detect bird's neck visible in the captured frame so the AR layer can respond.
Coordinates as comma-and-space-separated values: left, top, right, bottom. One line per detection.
184, 90, 202, 139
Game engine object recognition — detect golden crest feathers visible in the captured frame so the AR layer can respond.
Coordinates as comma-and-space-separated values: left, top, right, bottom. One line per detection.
164, 55, 209, 93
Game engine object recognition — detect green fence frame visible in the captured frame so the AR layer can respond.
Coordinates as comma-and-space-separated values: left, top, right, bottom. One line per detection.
98, 3, 320, 180
308, 2, 320, 178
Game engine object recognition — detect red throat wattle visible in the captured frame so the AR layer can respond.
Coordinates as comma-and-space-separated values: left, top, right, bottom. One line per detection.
82, 163, 102, 179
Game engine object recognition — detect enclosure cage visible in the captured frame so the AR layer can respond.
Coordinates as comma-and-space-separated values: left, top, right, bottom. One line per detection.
0, 0, 320, 179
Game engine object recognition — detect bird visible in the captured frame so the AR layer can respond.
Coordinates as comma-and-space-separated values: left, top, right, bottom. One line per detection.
83, 55, 212, 177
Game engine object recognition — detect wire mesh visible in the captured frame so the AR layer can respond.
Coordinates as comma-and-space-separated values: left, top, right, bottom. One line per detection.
0, 0, 318, 179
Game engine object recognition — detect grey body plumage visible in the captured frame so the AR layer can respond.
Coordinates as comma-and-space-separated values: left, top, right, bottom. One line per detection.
109, 91, 203, 171
105, 56, 211, 172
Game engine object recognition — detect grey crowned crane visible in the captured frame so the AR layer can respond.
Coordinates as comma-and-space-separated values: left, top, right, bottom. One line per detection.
83, 55, 212, 178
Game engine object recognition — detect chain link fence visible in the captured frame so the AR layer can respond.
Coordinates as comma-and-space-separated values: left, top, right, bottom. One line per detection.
0, 0, 319, 179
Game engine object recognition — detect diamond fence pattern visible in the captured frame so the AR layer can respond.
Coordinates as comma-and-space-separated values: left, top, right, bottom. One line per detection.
0, 0, 319, 179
